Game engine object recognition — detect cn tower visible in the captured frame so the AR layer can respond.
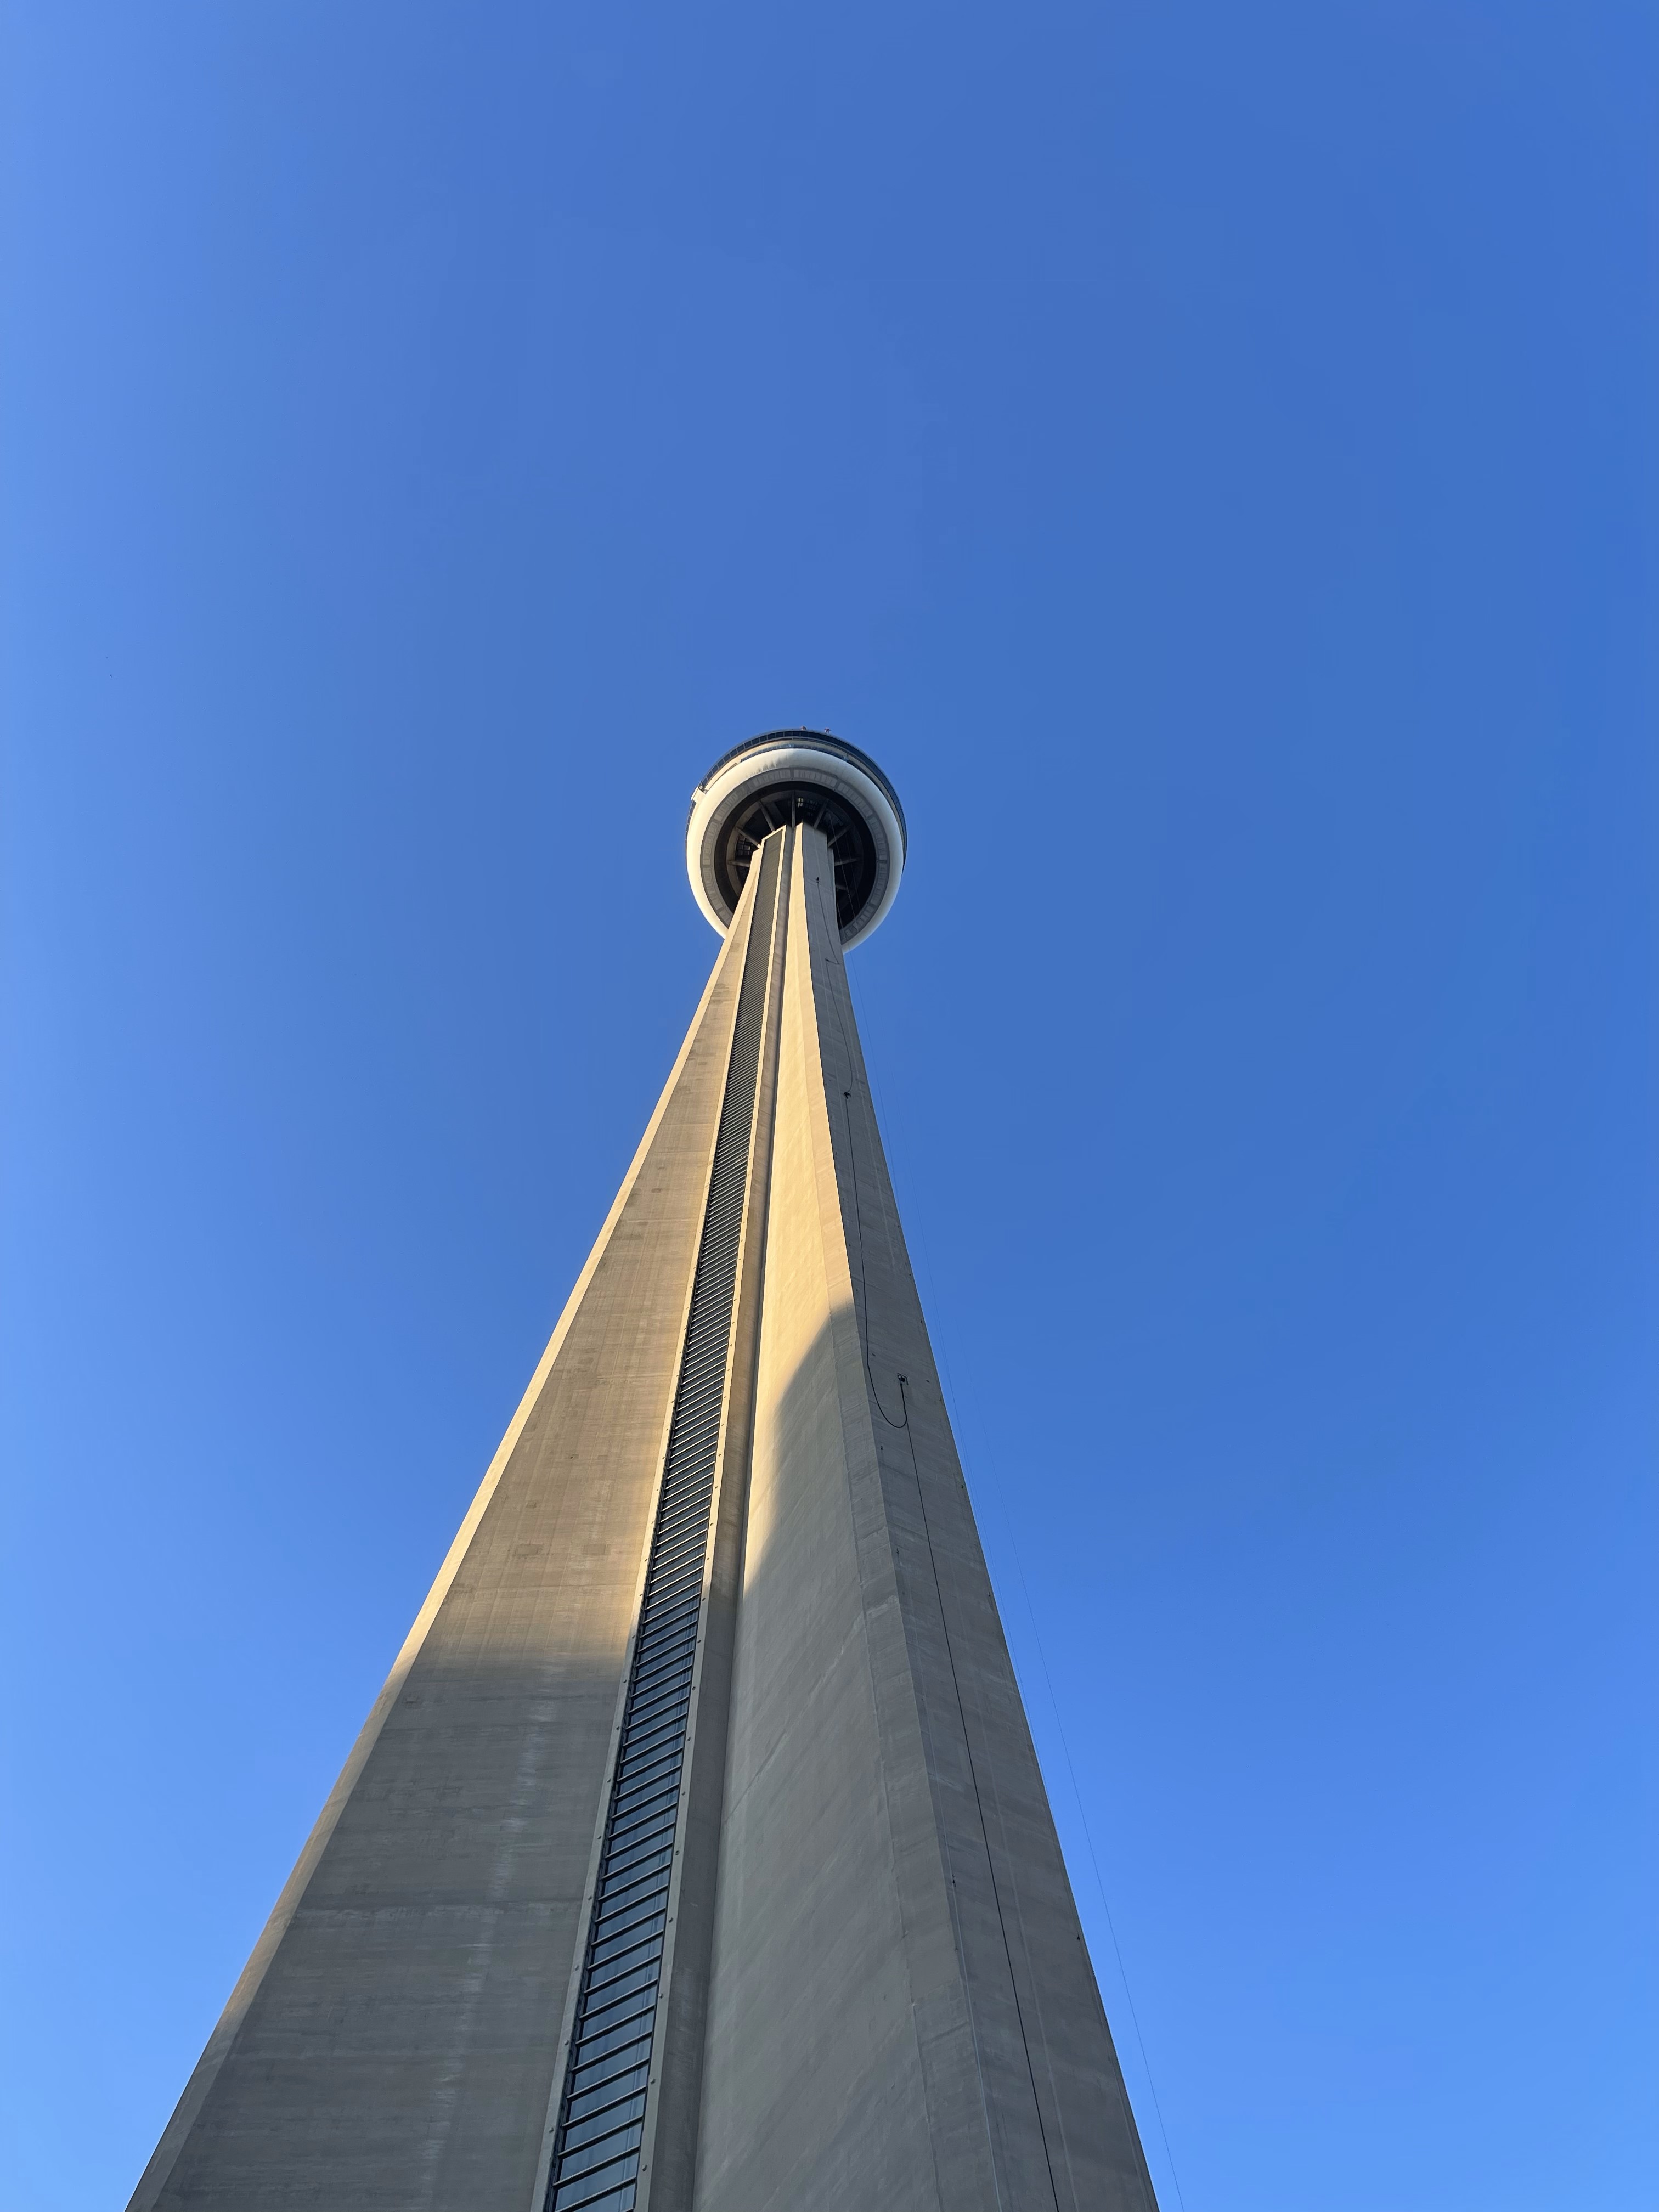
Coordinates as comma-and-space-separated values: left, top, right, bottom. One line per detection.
132, 733, 1160, 2212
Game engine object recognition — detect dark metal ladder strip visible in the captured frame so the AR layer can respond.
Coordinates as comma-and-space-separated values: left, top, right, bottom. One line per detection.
544, 853, 776, 2212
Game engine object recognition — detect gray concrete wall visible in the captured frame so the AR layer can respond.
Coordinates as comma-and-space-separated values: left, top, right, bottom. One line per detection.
635, 829, 793, 2212
129, 874, 764, 2212
132, 817, 1161, 2212
694, 829, 973, 2210
693, 827, 1159, 2212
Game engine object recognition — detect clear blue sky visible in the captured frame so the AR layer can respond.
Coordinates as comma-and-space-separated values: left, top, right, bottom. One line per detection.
3, 5, 1654, 2207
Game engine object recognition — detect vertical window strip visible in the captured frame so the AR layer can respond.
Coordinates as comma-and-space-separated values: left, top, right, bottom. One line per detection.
545, 852, 776, 2212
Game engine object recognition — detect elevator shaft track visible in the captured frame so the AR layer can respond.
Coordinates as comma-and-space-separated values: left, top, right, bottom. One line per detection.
544, 853, 776, 2212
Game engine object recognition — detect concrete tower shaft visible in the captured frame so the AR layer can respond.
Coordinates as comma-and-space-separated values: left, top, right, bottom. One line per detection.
131, 754, 1159, 2212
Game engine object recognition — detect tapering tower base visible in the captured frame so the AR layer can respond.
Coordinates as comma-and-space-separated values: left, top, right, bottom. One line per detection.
131, 737, 1159, 2212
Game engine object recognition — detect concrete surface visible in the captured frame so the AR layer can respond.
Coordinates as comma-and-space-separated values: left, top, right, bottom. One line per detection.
130, 822, 1159, 2212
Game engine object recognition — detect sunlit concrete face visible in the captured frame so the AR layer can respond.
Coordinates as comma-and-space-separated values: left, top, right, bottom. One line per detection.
131, 750, 1159, 2212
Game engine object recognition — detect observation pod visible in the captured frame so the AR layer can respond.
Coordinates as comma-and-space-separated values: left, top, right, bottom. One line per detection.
686, 728, 906, 947
129, 733, 1160, 2212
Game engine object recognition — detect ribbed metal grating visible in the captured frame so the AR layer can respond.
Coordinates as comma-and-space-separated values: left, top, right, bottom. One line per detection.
544, 856, 776, 2212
